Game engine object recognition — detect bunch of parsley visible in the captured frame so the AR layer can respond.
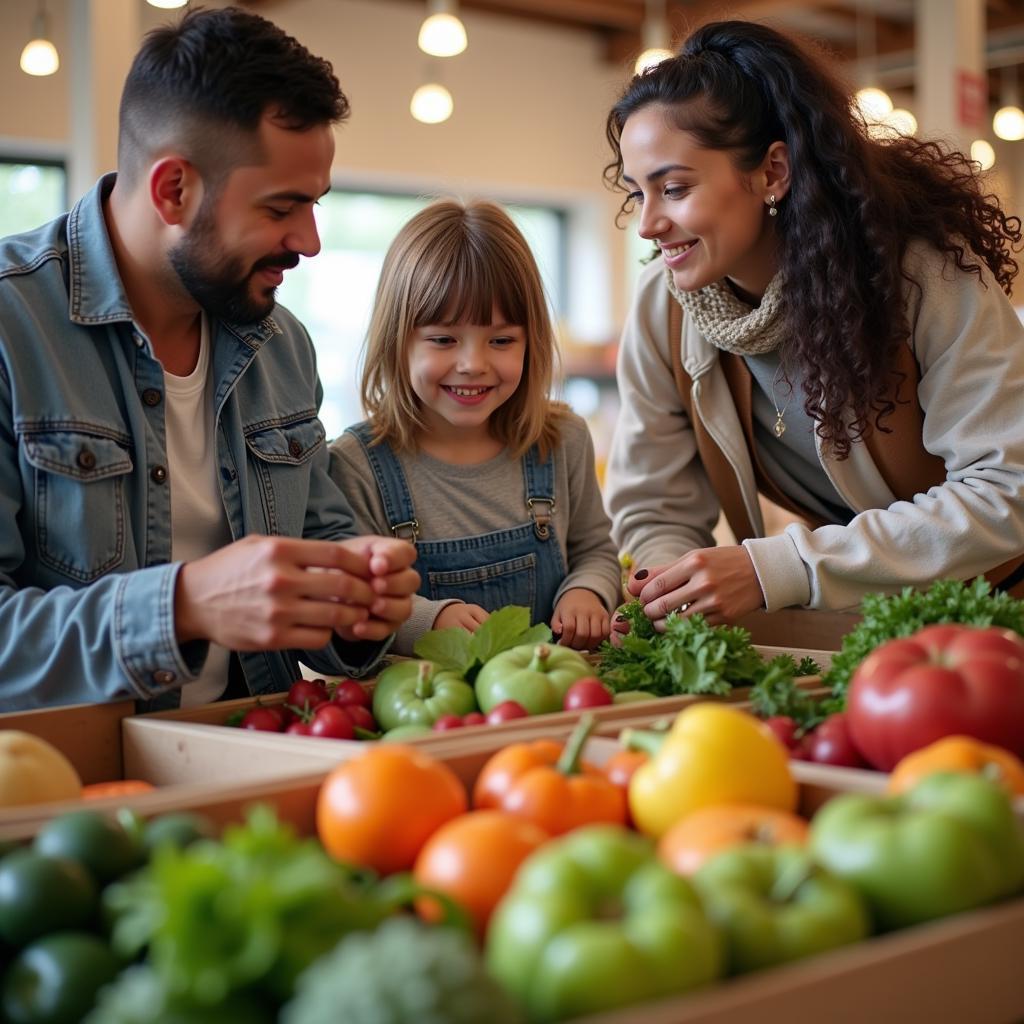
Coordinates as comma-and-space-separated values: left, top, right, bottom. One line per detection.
822, 577, 1024, 708
596, 602, 819, 699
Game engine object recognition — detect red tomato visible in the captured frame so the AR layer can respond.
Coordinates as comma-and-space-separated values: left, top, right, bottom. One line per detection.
847, 623, 1024, 770
803, 713, 868, 768
563, 678, 614, 710
485, 701, 530, 724
309, 704, 356, 740
462, 712, 487, 727
763, 715, 799, 751
433, 714, 465, 732
240, 706, 284, 732
344, 705, 377, 733
287, 679, 329, 713
286, 721, 313, 736
330, 679, 372, 709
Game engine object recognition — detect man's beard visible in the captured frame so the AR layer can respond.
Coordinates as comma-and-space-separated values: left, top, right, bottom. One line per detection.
168, 210, 299, 324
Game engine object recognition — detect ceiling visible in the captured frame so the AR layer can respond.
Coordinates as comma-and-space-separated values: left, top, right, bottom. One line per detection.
243, 0, 1024, 99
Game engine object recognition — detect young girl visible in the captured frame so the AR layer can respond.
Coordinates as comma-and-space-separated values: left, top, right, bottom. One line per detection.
330, 199, 621, 654
603, 19, 1024, 634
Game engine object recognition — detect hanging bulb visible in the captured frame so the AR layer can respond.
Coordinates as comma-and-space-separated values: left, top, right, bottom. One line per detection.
146, 0, 188, 7
634, 0, 672, 75
411, 83, 453, 124
886, 108, 917, 136
855, 86, 894, 123
20, 5, 59, 77
971, 139, 996, 171
635, 47, 674, 74
993, 105, 1024, 141
418, 0, 467, 58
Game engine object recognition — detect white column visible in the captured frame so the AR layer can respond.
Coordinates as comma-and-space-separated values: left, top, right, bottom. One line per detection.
68, 0, 140, 203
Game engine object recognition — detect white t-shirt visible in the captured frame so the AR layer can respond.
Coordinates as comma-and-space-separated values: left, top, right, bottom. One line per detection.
163, 316, 234, 706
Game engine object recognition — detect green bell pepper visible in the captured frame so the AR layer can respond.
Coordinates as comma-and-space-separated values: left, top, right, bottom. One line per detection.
475, 643, 593, 715
811, 771, 1024, 930
371, 661, 477, 732
486, 825, 723, 1022
694, 845, 870, 974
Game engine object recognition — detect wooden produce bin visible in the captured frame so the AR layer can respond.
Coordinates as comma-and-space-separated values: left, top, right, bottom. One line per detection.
737, 608, 860, 651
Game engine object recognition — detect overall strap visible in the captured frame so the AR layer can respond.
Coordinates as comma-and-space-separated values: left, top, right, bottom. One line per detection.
522, 443, 556, 540
344, 422, 420, 541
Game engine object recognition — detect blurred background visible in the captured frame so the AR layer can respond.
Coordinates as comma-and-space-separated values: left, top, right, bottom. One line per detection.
2, 0, 1023, 483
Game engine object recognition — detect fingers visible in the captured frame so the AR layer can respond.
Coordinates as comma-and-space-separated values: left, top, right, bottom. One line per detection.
625, 563, 670, 597
367, 594, 414, 627
370, 567, 422, 597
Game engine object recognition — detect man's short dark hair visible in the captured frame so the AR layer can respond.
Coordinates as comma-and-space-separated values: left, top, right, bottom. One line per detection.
118, 5, 349, 187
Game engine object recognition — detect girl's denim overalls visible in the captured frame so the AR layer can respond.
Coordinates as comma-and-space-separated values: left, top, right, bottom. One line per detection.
346, 423, 566, 625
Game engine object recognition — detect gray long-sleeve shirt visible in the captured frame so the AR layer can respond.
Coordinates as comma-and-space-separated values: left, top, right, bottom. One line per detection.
329, 410, 622, 654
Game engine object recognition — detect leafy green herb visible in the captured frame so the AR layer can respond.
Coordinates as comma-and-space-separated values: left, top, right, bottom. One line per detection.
824, 577, 1024, 705
749, 655, 826, 732
413, 605, 551, 682
596, 603, 810, 699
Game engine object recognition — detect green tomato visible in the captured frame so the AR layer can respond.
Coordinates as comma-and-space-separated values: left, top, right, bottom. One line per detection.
810, 771, 1024, 930
2, 932, 119, 1024
379, 724, 434, 742
475, 643, 593, 716
35, 809, 144, 886
693, 844, 870, 974
371, 660, 476, 732
0, 850, 97, 947
486, 824, 723, 1022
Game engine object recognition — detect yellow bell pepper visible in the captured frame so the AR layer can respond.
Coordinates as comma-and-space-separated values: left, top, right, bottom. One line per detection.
624, 704, 797, 838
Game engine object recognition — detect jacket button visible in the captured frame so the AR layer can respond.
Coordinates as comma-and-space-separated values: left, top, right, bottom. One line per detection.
142, 388, 162, 407
151, 465, 167, 484
288, 439, 303, 458
76, 448, 96, 470
152, 669, 176, 686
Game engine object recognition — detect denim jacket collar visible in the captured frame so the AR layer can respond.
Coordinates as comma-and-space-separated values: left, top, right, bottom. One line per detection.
66, 173, 280, 348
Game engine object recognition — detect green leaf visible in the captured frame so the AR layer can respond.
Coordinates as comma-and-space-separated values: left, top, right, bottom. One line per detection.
412, 627, 474, 674
469, 606, 532, 664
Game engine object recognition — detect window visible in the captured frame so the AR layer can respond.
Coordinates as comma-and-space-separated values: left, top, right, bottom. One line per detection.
276, 190, 567, 440
0, 160, 66, 238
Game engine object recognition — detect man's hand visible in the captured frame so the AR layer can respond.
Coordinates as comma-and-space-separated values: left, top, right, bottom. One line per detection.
552, 588, 610, 650
434, 603, 490, 632
627, 545, 765, 629
174, 534, 419, 649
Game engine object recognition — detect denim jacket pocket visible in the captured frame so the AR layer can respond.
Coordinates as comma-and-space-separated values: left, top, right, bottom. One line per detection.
22, 428, 133, 582
245, 414, 325, 534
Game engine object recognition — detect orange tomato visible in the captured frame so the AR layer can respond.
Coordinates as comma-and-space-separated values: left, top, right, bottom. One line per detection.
888, 735, 1024, 796
473, 723, 626, 836
413, 810, 549, 939
80, 779, 155, 800
658, 803, 810, 877
316, 745, 467, 874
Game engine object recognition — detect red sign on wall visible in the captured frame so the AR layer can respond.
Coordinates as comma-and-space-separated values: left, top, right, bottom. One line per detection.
957, 69, 988, 129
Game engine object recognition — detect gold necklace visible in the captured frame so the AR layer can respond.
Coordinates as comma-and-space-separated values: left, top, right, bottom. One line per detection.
770, 364, 794, 438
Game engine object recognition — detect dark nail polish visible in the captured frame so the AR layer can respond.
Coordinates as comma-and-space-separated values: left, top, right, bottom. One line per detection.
634, 569, 649, 581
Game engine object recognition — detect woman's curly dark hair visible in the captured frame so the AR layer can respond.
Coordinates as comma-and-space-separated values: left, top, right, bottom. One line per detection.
605, 20, 1022, 457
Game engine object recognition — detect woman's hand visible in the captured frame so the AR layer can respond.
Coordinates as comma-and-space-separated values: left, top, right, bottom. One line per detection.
627, 546, 765, 629
552, 588, 611, 650
433, 602, 490, 632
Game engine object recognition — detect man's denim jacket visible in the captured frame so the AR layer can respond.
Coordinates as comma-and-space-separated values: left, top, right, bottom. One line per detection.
0, 175, 387, 711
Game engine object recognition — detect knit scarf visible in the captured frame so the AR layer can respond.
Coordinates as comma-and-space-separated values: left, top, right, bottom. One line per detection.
666, 267, 787, 356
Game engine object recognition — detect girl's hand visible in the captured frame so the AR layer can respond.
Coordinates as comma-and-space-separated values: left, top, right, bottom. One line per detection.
629, 546, 765, 629
552, 589, 611, 650
434, 602, 490, 632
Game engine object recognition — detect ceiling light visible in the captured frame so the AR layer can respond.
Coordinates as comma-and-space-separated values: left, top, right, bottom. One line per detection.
634, 0, 673, 75
970, 139, 996, 170
411, 83, 453, 124
855, 86, 893, 123
20, 2, 59, 77
146, 0, 188, 8
993, 105, 1024, 142
886, 107, 917, 136
418, 0, 467, 58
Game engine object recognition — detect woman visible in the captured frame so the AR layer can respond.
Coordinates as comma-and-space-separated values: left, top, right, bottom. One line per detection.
603, 19, 1024, 631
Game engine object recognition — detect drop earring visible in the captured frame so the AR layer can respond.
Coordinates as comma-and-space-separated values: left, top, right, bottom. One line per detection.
767, 194, 778, 217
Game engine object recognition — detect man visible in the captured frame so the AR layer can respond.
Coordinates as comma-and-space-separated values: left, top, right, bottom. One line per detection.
0, 7, 418, 711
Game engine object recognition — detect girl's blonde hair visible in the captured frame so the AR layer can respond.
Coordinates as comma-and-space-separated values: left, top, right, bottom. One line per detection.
360, 198, 566, 458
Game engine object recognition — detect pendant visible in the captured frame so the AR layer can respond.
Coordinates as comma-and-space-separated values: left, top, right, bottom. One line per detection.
773, 415, 786, 438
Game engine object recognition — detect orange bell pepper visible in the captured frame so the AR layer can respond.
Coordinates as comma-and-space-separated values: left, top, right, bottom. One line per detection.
888, 735, 1024, 796
473, 715, 626, 835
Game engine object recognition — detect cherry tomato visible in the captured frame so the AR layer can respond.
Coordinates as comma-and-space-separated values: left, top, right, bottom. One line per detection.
309, 704, 356, 741
433, 714, 465, 732
462, 712, 487, 727
287, 679, 329, 713
344, 705, 378, 733
486, 701, 530, 724
240, 706, 284, 733
286, 721, 313, 736
804, 713, 868, 768
563, 677, 614, 710
330, 679, 372, 709
763, 715, 800, 751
